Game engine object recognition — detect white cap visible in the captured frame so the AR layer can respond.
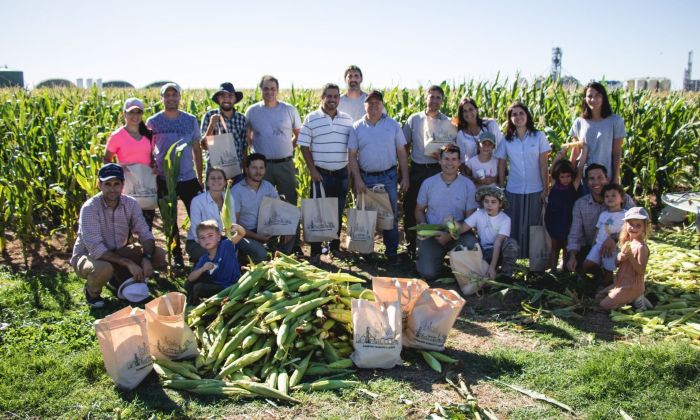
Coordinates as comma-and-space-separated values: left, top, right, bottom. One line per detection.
117, 277, 150, 303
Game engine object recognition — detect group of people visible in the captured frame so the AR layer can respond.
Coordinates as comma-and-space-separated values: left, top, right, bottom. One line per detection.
70, 65, 651, 312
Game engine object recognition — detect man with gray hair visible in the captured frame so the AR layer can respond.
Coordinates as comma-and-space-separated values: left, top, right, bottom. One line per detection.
245, 75, 302, 206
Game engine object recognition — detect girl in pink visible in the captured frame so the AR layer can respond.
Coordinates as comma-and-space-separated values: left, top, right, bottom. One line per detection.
104, 97, 156, 227
597, 207, 650, 310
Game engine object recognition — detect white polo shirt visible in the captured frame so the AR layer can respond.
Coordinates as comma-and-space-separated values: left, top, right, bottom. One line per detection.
494, 130, 551, 194
297, 108, 353, 171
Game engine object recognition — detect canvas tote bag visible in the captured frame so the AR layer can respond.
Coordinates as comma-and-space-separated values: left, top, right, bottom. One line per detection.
449, 243, 490, 296
257, 196, 301, 236
372, 277, 428, 324
529, 207, 552, 272
346, 193, 377, 254
206, 121, 242, 179
302, 182, 339, 242
93, 306, 153, 390
423, 117, 457, 157
350, 291, 403, 369
123, 163, 158, 210
364, 185, 394, 231
144, 292, 198, 360
404, 288, 465, 351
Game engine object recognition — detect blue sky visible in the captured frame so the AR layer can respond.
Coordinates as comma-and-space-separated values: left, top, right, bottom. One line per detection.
2, 0, 698, 89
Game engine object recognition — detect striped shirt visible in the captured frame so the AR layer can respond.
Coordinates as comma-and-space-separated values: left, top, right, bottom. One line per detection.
70, 194, 154, 266
567, 193, 635, 252
297, 108, 353, 171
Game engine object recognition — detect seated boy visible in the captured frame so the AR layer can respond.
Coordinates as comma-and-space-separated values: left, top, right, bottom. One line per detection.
458, 186, 519, 279
186, 219, 245, 305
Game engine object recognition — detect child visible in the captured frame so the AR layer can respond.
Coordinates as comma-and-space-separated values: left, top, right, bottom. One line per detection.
583, 183, 626, 285
187, 219, 245, 305
597, 207, 651, 310
464, 132, 499, 189
545, 143, 587, 270
459, 186, 520, 279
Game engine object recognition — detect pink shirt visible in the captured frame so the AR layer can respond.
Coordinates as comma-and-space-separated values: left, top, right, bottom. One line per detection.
106, 127, 153, 166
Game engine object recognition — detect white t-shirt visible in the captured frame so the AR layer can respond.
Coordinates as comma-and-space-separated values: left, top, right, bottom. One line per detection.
464, 209, 511, 249
465, 155, 498, 188
455, 119, 502, 164
594, 210, 625, 245
569, 115, 626, 176
338, 92, 368, 122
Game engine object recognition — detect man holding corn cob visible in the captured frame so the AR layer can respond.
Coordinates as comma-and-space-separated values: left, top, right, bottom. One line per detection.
348, 90, 409, 263
298, 83, 354, 262
414, 144, 478, 280
403, 85, 457, 260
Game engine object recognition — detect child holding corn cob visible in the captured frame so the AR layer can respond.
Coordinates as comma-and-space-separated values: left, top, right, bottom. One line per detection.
597, 207, 650, 310
458, 186, 519, 279
187, 219, 245, 305
583, 183, 626, 286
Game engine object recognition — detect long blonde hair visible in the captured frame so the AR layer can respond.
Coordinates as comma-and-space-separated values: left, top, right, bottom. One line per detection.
619, 219, 651, 245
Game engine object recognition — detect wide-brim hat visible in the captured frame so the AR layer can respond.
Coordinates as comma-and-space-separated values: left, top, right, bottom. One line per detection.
117, 277, 150, 303
212, 82, 243, 105
475, 186, 508, 209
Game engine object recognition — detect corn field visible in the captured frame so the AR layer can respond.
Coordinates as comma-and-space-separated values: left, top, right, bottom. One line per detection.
1, 79, 699, 257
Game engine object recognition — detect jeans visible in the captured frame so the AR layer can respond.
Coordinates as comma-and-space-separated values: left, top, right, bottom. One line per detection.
309, 167, 349, 255
362, 168, 399, 257
403, 163, 441, 255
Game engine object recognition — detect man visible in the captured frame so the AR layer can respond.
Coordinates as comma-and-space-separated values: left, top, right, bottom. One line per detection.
338, 65, 368, 122
567, 163, 635, 275
71, 163, 166, 308
348, 90, 409, 263
200, 82, 247, 184
245, 75, 302, 206
298, 83, 354, 262
403, 85, 456, 259
147, 82, 203, 267
415, 144, 478, 280
232, 153, 295, 263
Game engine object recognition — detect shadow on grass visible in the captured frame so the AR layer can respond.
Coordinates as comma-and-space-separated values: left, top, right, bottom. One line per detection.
25, 271, 75, 311
117, 372, 186, 415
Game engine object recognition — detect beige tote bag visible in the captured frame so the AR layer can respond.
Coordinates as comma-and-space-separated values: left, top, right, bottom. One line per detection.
350, 293, 402, 369
372, 277, 428, 324
449, 244, 490, 296
423, 117, 457, 157
123, 163, 158, 210
257, 196, 301, 236
529, 208, 552, 272
346, 193, 377, 254
93, 306, 153, 390
364, 185, 394, 231
144, 292, 199, 360
206, 122, 242, 179
404, 288, 465, 351
302, 182, 339, 242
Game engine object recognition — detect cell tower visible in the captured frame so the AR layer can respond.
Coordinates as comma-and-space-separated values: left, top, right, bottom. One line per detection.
551, 47, 562, 81
684, 50, 693, 91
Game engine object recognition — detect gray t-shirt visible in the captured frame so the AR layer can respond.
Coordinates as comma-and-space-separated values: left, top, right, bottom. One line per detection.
348, 115, 406, 173
232, 179, 279, 230
245, 101, 302, 160
569, 114, 626, 176
417, 173, 477, 225
339, 92, 368, 122
147, 111, 201, 181
403, 112, 456, 164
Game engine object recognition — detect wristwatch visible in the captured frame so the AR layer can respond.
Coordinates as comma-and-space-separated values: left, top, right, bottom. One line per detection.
143, 252, 153, 261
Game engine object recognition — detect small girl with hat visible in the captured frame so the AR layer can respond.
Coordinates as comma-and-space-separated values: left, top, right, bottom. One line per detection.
464, 132, 499, 189
597, 207, 652, 310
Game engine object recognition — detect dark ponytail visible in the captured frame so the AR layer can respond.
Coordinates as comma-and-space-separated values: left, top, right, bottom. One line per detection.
138, 121, 153, 141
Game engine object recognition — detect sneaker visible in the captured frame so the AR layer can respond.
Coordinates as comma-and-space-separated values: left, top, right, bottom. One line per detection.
633, 295, 653, 311
84, 286, 105, 309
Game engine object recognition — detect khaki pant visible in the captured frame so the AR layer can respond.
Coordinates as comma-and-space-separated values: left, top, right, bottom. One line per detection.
73, 245, 166, 297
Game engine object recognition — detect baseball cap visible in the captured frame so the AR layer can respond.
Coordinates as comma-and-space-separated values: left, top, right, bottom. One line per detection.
98, 163, 124, 182
365, 90, 383, 102
623, 207, 649, 221
478, 132, 497, 144
117, 277, 150, 303
123, 97, 144, 112
160, 82, 181, 96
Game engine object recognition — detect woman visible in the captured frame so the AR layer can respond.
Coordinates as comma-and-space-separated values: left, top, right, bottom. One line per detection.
569, 82, 626, 185
495, 102, 551, 259
104, 97, 156, 228
453, 97, 502, 174
186, 168, 241, 263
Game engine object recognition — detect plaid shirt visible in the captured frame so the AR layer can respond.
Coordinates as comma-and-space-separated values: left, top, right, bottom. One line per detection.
70, 194, 154, 266
567, 193, 635, 252
200, 109, 247, 165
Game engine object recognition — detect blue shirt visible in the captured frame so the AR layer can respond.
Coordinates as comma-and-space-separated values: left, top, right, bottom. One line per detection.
494, 130, 550, 194
348, 115, 406, 172
193, 238, 240, 287
147, 111, 201, 182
